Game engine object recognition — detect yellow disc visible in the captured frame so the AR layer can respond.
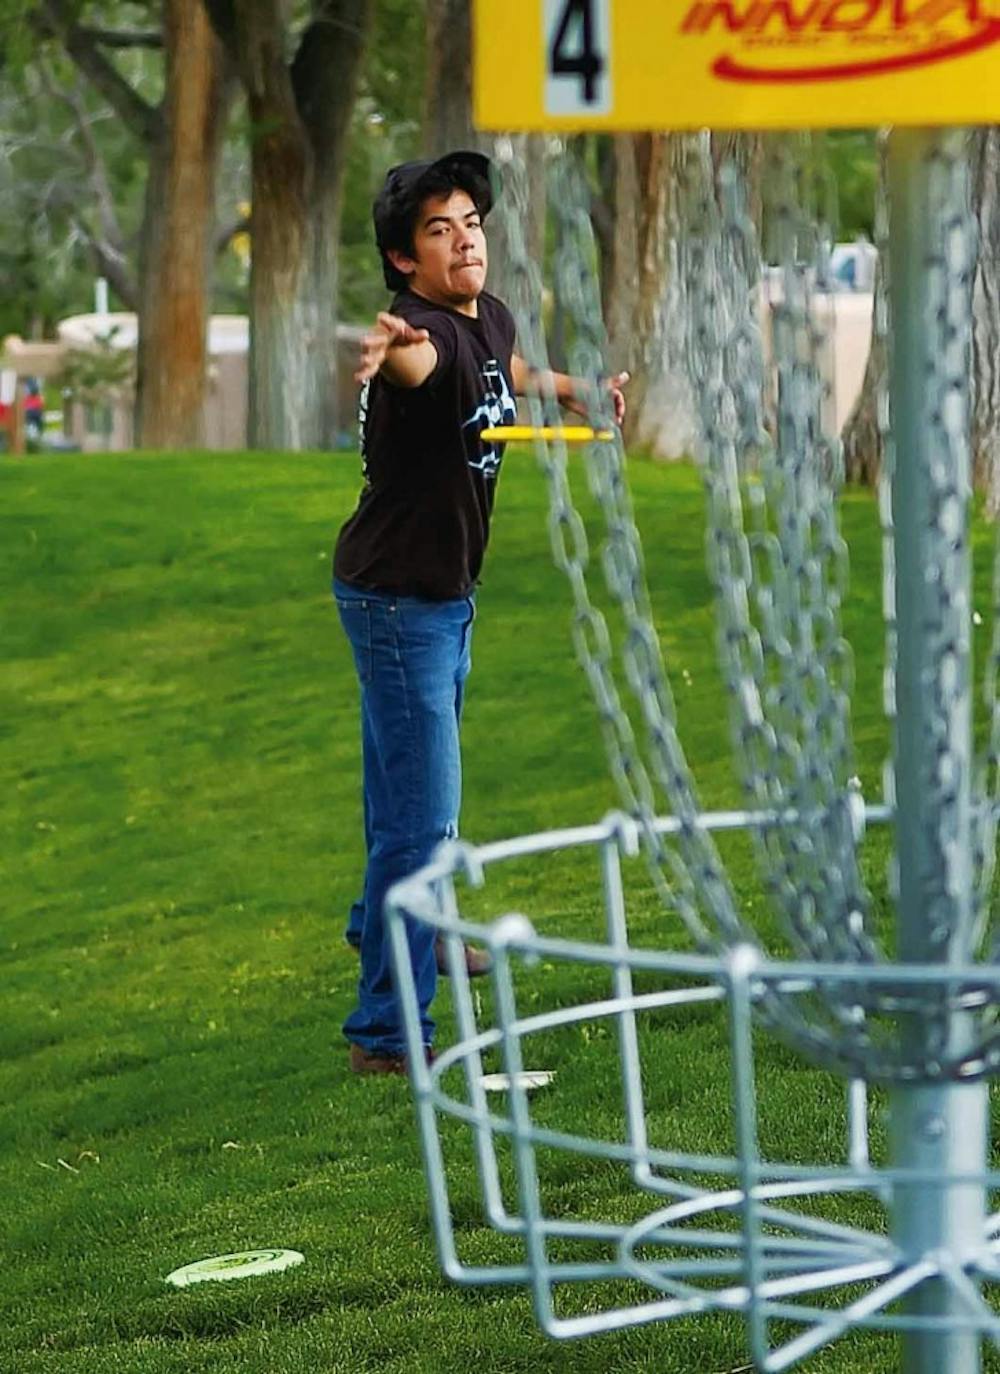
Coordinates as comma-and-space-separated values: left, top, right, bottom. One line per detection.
480, 425, 614, 443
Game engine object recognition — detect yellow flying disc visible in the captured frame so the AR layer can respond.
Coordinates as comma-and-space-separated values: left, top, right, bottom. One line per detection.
480, 426, 614, 443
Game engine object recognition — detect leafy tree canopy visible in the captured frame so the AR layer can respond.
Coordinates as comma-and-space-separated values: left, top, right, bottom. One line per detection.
827, 129, 878, 241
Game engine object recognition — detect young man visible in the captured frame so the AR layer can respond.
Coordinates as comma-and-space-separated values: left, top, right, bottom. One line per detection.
335, 150, 626, 1075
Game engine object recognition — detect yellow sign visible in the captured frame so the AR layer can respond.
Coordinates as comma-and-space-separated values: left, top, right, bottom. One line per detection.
474, 0, 1000, 130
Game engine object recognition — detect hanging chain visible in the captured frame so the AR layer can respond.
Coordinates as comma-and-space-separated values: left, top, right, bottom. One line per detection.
494, 139, 868, 1073
684, 134, 877, 976
490, 133, 999, 1083
494, 137, 738, 955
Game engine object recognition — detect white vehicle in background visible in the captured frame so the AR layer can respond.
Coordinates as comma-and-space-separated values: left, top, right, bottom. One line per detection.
763, 238, 878, 296
826, 237, 878, 292
760, 239, 878, 431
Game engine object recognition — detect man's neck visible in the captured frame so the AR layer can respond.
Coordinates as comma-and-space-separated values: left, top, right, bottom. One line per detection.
408, 286, 479, 319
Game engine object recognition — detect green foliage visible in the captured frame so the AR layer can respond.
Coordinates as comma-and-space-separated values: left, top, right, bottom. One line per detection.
0, 0, 42, 72
826, 129, 878, 241
1, 0, 426, 332
0, 35, 150, 337
363, 0, 426, 129
57, 328, 134, 402
54, 331, 132, 441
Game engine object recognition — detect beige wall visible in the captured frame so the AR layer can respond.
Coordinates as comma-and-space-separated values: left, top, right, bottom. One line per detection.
203, 352, 248, 450
808, 292, 874, 434
203, 325, 368, 450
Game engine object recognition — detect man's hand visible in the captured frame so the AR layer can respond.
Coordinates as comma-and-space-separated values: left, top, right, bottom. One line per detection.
355, 313, 435, 386
606, 371, 629, 427
563, 370, 630, 427
511, 355, 631, 427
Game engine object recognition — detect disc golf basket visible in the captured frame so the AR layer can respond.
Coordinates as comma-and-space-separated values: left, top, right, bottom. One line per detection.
385, 55, 1000, 1374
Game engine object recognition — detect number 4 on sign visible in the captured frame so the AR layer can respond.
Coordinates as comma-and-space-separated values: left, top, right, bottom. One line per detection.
545, 0, 611, 116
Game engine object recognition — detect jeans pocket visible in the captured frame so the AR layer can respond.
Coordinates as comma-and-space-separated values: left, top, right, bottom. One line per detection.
336, 597, 373, 685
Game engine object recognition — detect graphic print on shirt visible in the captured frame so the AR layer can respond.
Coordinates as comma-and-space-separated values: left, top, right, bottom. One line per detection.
357, 380, 372, 485
463, 358, 516, 477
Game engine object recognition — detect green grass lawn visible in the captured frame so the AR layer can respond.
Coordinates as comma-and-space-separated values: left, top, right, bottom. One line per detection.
1, 447, 998, 1374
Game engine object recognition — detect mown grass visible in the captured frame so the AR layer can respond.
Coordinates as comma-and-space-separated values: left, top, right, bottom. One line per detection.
2, 447, 999, 1373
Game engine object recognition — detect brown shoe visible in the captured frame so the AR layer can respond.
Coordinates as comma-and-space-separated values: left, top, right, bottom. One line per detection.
435, 937, 492, 978
348, 1042, 436, 1076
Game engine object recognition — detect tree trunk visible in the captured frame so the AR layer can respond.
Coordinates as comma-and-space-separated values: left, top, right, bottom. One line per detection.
207, 0, 371, 451
243, 51, 316, 450
135, 0, 229, 448
634, 134, 702, 459
842, 129, 1000, 499
41, 0, 237, 450
598, 133, 675, 449
841, 256, 884, 486
614, 132, 762, 460
297, 11, 368, 450
231, 0, 315, 450
970, 128, 1000, 513
480, 133, 546, 307
423, 0, 475, 155
841, 131, 887, 486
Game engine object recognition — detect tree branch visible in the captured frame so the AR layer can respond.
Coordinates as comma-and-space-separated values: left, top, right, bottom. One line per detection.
72, 213, 138, 309
77, 27, 163, 49
40, 0, 162, 147
215, 213, 250, 256
200, 0, 239, 62
37, 58, 136, 303
291, 0, 373, 159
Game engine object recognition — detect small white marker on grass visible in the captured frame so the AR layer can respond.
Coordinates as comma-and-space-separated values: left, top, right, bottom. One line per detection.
479, 1071, 555, 1092
165, 1249, 304, 1288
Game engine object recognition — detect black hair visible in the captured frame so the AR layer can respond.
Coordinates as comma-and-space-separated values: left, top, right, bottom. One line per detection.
376, 162, 492, 293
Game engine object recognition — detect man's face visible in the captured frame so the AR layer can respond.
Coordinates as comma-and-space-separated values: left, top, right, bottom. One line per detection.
389, 189, 488, 311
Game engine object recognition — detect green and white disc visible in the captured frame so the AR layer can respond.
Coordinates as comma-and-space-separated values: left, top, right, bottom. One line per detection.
165, 1249, 304, 1288
479, 1071, 555, 1092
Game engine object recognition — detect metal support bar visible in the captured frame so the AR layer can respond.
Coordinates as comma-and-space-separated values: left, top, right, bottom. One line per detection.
887, 124, 987, 1374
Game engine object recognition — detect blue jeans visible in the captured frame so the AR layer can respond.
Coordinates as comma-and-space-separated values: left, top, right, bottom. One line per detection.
335, 579, 474, 1055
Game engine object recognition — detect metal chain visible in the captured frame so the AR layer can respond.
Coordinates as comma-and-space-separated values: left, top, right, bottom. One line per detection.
684, 135, 877, 975
490, 133, 999, 1083
873, 130, 899, 901
494, 139, 869, 1073
920, 140, 977, 962
493, 137, 736, 954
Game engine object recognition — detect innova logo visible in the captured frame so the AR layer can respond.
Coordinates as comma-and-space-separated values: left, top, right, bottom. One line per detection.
680, 0, 1000, 82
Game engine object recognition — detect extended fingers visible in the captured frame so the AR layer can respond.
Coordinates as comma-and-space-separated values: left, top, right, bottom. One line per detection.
355, 318, 431, 381
608, 370, 629, 425
354, 331, 389, 382
376, 314, 429, 345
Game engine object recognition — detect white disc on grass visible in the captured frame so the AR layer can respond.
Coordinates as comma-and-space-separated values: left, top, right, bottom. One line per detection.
165, 1249, 304, 1288
479, 1071, 555, 1092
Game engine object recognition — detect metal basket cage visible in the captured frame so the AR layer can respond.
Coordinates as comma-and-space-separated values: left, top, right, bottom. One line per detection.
387, 811, 1000, 1371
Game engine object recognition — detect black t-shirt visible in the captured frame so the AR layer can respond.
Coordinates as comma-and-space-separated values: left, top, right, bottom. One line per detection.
333, 289, 517, 600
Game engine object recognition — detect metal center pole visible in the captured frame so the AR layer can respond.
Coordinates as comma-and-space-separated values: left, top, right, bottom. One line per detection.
886, 125, 987, 1374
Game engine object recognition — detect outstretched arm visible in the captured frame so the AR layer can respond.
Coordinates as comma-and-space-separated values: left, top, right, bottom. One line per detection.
511, 354, 629, 426
355, 312, 439, 388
